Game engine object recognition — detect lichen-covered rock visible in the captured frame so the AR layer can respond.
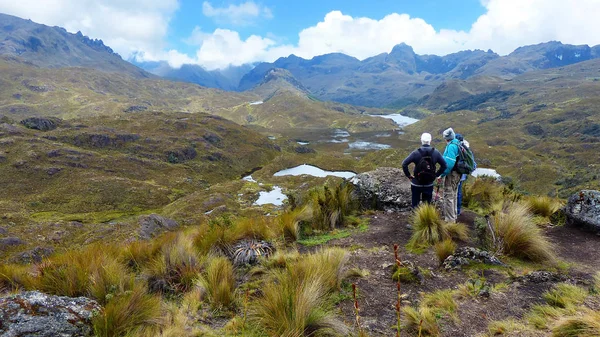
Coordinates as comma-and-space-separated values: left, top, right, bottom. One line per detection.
350, 167, 411, 210
0, 291, 100, 337
11, 246, 55, 264
515, 271, 568, 284
138, 214, 179, 240
19, 117, 61, 131
565, 190, 600, 233
443, 247, 504, 271
0, 237, 24, 251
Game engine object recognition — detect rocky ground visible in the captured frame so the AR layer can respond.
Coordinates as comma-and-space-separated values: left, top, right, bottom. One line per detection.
320, 210, 600, 337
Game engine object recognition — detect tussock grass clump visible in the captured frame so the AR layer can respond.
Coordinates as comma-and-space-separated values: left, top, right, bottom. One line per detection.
120, 237, 170, 271
492, 202, 556, 263
594, 272, 600, 291
527, 304, 574, 330
251, 269, 349, 337
487, 319, 539, 336
0, 264, 34, 292
291, 248, 349, 292
434, 239, 457, 265
421, 290, 457, 316
408, 204, 454, 249
93, 284, 163, 337
446, 222, 470, 241
262, 249, 300, 269
543, 283, 588, 309
552, 310, 600, 337
147, 234, 203, 295
307, 181, 357, 231
463, 176, 504, 214
88, 258, 135, 305
279, 206, 312, 242
193, 216, 277, 255
402, 306, 439, 336
526, 195, 563, 219
198, 256, 236, 310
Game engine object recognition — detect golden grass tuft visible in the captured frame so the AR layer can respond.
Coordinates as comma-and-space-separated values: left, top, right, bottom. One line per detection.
421, 290, 457, 316
551, 310, 600, 337
279, 206, 312, 242
262, 249, 300, 269
93, 284, 163, 337
251, 269, 348, 337
492, 202, 556, 263
463, 176, 505, 214
543, 283, 588, 309
290, 247, 349, 292
446, 222, 470, 241
88, 257, 135, 305
307, 181, 357, 231
408, 204, 449, 249
198, 256, 236, 310
146, 234, 203, 295
0, 264, 34, 292
526, 195, 563, 219
433, 239, 457, 265
402, 305, 439, 336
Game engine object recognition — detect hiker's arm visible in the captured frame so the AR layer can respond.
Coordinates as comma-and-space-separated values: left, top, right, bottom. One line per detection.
435, 152, 447, 177
441, 144, 458, 177
401, 152, 415, 178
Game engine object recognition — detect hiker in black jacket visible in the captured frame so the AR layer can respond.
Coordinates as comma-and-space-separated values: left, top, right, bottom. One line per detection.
402, 133, 447, 208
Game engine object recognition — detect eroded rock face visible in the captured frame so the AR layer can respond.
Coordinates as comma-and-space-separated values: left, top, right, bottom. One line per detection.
0, 291, 100, 337
138, 214, 179, 240
350, 167, 411, 210
565, 190, 600, 233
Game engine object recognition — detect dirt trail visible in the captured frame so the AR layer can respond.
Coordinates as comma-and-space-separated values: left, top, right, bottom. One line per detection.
319, 210, 600, 337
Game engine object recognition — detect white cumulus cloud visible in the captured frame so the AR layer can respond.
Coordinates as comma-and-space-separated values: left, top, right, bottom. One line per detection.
0, 0, 179, 59
202, 1, 273, 26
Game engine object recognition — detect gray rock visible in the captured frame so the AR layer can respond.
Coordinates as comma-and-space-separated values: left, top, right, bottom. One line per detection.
138, 214, 179, 240
443, 247, 504, 271
0, 291, 100, 337
19, 117, 61, 131
350, 167, 412, 210
11, 246, 54, 264
565, 190, 600, 233
515, 271, 567, 284
0, 227, 7, 235
0, 123, 21, 135
0, 237, 24, 251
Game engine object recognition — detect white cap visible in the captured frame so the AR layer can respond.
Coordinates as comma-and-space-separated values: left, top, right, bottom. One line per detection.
421, 133, 432, 145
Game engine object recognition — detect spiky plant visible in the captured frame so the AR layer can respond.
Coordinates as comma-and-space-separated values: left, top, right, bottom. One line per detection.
231, 239, 275, 266
407, 204, 449, 249
198, 256, 236, 310
492, 202, 556, 263
433, 239, 457, 265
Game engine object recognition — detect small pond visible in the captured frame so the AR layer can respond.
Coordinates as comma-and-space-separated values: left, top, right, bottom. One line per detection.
254, 186, 287, 206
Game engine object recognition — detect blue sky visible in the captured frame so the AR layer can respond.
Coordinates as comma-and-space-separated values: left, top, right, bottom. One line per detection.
169, 0, 486, 55
1, 0, 600, 70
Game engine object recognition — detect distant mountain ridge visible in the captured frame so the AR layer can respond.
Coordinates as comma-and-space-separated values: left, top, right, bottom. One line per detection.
0, 13, 150, 77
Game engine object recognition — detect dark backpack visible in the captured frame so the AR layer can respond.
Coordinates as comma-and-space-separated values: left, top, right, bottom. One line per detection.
415, 147, 437, 184
455, 142, 476, 174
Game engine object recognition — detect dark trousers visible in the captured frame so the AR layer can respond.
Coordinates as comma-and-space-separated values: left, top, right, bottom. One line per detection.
411, 185, 434, 208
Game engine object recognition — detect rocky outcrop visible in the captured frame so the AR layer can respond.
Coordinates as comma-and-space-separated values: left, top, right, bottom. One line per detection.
0, 237, 24, 251
11, 246, 54, 264
138, 214, 179, 240
0, 291, 100, 337
20, 117, 61, 131
350, 167, 411, 210
443, 247, 504, 271
565, 190, 600, 233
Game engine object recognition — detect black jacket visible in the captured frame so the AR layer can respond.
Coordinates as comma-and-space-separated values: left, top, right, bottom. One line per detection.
401, 145, 447, 187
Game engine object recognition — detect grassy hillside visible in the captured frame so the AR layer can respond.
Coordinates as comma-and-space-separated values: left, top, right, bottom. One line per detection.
0, 57, 394, 132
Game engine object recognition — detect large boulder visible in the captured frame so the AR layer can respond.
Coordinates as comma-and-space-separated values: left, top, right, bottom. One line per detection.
565, 190, 600, 233
0, 291, 100, 337
138, 214, 179, 240
350, 167, 411, 210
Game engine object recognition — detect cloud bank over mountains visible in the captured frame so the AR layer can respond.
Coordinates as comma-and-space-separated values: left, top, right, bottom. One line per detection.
1, 0, 599, 70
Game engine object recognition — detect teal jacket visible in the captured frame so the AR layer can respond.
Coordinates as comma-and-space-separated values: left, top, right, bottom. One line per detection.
441, 139, 461, 177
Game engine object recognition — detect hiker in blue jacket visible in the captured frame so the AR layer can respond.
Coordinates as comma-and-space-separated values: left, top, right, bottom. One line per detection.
455, 133, 476, 215
438, 128, 462, 223
402, 133, 447, 208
